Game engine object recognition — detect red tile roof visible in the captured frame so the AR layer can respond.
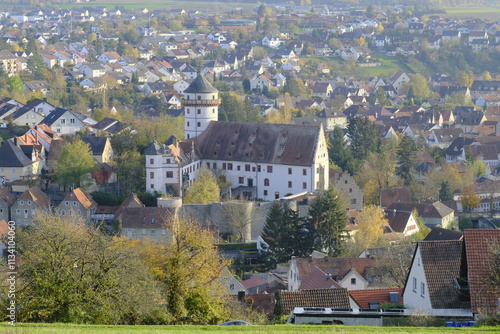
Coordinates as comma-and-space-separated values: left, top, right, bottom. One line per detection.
464, 229, 500, 314
240, 276, 267, 290
299, 267, 341, 290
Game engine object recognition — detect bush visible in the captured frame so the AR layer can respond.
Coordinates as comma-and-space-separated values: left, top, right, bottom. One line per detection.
458, 216, 473, 230
478, 312, 500, 325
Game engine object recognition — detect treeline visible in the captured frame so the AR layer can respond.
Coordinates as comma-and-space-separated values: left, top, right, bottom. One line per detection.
0, 212, 266, 324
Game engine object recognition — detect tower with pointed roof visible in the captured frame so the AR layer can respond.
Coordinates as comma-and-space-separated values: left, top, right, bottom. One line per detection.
183, 74, 220, 139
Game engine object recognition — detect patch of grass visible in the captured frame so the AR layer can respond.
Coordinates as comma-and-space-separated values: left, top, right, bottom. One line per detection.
2, 323, 500, 333
57, 0, 255, 11
442, 6, 500, 21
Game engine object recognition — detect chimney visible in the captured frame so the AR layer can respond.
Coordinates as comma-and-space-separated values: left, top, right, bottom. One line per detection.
393, 208, 397, 216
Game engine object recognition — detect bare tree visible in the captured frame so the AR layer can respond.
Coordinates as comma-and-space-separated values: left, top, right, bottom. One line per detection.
223, 201, 252, 243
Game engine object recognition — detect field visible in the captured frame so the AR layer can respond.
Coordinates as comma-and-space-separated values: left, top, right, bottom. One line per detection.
442, 6, 500, 21
1, 323, 500, 334
55, 0, 256, 12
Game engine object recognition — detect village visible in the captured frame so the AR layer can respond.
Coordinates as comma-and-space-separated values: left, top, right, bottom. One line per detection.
0, 1, 500, 327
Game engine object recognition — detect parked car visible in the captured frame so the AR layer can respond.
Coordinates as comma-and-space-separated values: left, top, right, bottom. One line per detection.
219, 320, 252, 326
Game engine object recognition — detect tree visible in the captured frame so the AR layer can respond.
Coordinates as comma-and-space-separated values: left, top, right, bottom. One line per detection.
7, 75, 23, 92
184, 167, 220, 204
412, 209, 431, 241
328, 127, 355, 174
347, 117, 381, 172
308, 188, 348, 256
396, 135, 418, 186
261, 201, 315, 269
161, 219, 228, 324
349, 205, 387, 256
14, 212, 164, 324
406, 73, 430, 100
223, 201, 252, 242
57, 139, 97, 189
462, 187, 480, 212
439, 181, 453, 201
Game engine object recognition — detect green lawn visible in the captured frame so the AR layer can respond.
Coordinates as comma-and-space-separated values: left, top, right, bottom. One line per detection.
56, 0, 255, 11
2, 323, 499, 334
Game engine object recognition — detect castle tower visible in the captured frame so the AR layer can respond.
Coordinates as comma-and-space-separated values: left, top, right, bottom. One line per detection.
183, 74, 220, 139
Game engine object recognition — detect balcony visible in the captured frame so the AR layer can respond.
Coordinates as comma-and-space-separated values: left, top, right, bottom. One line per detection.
183, 99, 221, 107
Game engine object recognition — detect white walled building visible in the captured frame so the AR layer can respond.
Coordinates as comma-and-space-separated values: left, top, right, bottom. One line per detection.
145, 75, 329, 201
183, 74, 221, 139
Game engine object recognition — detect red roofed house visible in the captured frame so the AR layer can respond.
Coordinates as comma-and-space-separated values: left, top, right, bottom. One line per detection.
57, 188, 97, 224
11, 187, 50, 227
349, 288, 403, 309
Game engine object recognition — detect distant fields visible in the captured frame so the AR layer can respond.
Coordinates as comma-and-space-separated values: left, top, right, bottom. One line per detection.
56, 0, 256, 12
443, 6, 500, 20
2, 323, 500, 334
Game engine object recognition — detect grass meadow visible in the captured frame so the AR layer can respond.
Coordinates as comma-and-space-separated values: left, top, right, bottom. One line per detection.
1, 323, 500, 334
442, 6, 500, 21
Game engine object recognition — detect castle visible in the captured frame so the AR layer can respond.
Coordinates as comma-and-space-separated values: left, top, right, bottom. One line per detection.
145, 75, 329, 201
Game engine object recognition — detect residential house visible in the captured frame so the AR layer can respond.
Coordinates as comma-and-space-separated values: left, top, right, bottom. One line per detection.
120, 207, 173, 241
384, 209, 419, 237
316, 109, 347, 130
262, 36, 281, 49
349, 288, 403, 309
90, 117, 123, 135
250, 74, 273, 92
281, 59, 300, 72
81, 137, 114, 164
276, 288, 351, 316
0, 139, 42, 183
329, 169, 364, 210
427, 128, 463, 149
97, 51, 121, 63
386, 202, 455, 228
388, 70, 410, 95
39, 107, 85, 135
79, 63, 107, 78
10, 187, 50, 227
57, 188, 98, 224
0, 187, 16, 222
288, 256, 381, 292
24, 80, 51, 95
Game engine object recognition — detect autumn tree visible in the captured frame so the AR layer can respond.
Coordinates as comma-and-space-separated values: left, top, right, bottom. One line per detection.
412, 209, 431, 241
223, 201, 252, 242
348, 205, 388, 256
461, 187, 480, 212
405, 73, 430, 100
57, 139, 97, 189
162, 218, 228, 324
184, 167, 220, 204
13, 212, 164, 324
308, 188, 348, 256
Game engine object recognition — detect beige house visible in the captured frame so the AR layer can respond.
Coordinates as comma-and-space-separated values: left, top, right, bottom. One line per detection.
10, 187, 50, 227
0, 187, 16, 222
0, 139, 43, 183
120, 207, 173, 242
57, 188, 98, 224
81, 136, 114, 164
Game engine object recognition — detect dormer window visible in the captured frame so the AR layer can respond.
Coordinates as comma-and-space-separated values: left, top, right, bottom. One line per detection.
142, 217, 146, 223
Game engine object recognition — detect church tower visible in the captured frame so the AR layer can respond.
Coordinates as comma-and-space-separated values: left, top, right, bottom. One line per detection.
183, 74, 220, 139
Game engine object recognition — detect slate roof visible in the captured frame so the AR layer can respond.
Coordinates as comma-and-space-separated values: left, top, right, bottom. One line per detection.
349, 288, 403, 309
39, 107, 70, 126
464, 229, 500, 314
384, 209, 412, 233
195, 122, 322, 166
183, 73, 218, 93
424, 227, 463, 241
417, 241, 470, 309
81, 136, 109, 155
445, 137, 475, 157
18, 187, 50, 208
0, 140, 34, 167
387, 201, 453, 219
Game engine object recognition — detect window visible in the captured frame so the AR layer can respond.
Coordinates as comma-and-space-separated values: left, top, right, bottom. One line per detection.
237, 165, 241, 171
275, 192, 279, 199
166, 171, 173, 178
197, 109, 201, 114
351, 278, 356, 285
213, 162, 217, 169
267, 166, 273, 173
186, 108, 190, 114
349, 188, 352, 193
70, 118, 75, 124
60, 119, 66, 124
20, 201, 24, 205
222, 163, 226, 170
142, 229, 146, 235
187, 121, 190, 126
238, 177, 244, 184
150, 184, 154, 189
150, 172, 154, 179
61, 210, 66, 216
288, 168, 292, 175
73, 201, 77, 206
197, 122, 201, 127
151, 229, 155, 234
150, 158, 154, 164
230, 284, 234, 290
24, 209, 28, 215
264, 178, 270, 186
303, 182, 307, 189
65, 201, 69, 206
264, 190, 268, 196
421, 282, 425, 296
227, 163, 233, 170
245, 164, 250, 171
167, 159, 171, 163
413, 277, 417, 292
303, 169, 307, 176
351, 198, 357, 205
257, 165, 261, 172
288, 181, 292, 188
16, 209, 20, 215
151, 217, 155, 224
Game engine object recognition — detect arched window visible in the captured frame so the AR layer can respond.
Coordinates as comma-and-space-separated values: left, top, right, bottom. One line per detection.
264, 178, 270, 186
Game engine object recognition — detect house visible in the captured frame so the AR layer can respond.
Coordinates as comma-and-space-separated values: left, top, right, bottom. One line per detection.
281, 59, 300, 72
81, 137, 114, 164
90, 117, 123, 135
7, 101, 48, 127
120, 207, 173, 241
380, 188, 411, 208
349, 288, 403, 309
262, 36, 281, 49
384, 209, 419, 237
24, 80, 51, 95
79, 63, 107, 78
388, 70, 410, 95
250, 74, 273, 92
57, 188, 97, 224
316, 109, 347, 130
10, 187, 50, 227
39, 107, 86, 135
386, 202, 455, 229
427, 128, 463, 149
0, 139, 42, 183
97, 51, 120, 63
0, 187, 16, 222
288, 256, 381, 292
404, 230, 500, 318
329, 169, 363, 210
403, 240, 471, 316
